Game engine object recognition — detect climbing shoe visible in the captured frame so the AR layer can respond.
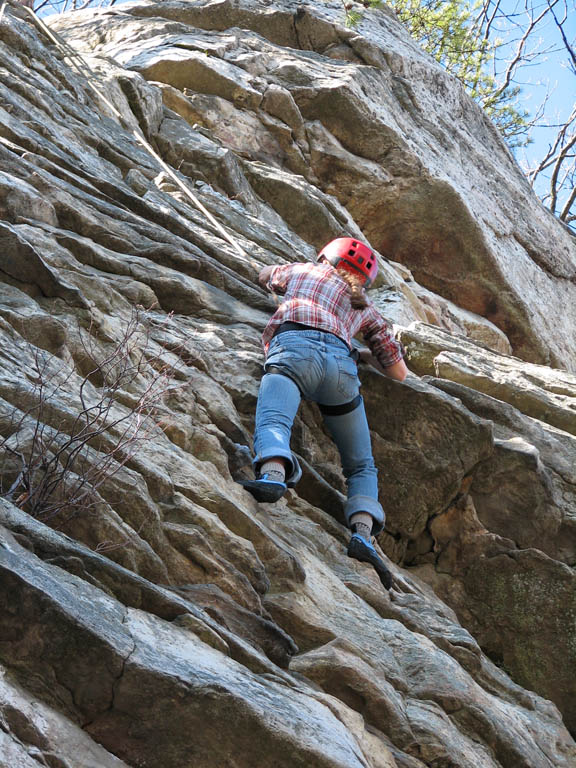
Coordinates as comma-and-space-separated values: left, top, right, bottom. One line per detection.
240, 473, 287, 503
347, 533, 393, 590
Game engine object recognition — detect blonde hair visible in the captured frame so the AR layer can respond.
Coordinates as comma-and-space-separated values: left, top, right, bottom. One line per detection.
336, 267, 369, 310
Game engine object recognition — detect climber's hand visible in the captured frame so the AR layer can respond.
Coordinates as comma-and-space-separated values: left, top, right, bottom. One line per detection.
382, 359, 409, 382
358, 348, 410, 381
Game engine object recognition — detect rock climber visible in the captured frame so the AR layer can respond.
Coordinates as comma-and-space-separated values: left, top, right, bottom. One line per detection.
240, 237, 408, 589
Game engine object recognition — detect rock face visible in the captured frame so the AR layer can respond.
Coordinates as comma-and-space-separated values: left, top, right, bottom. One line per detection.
52, 0, 576, 371
0, 1, 575, 766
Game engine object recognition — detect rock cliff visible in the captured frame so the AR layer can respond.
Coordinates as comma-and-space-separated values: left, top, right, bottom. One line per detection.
0, 0, 575, 766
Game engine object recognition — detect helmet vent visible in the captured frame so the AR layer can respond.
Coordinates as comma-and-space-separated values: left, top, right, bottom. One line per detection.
317, 237, 378, 286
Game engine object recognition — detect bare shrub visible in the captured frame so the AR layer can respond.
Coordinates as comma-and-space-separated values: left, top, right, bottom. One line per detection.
0, 307, 181, 526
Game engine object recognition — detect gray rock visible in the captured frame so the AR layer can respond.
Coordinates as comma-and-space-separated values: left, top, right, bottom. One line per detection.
398, 322, 576, 435
363, 369, 494, 542
0, 524, 394, 768
61, 0, 576, 370
0, 665, 129, 768
0, 0, 574, 763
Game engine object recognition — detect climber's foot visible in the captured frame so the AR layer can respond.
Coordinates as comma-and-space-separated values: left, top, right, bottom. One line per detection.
240, 473, 287, 503
347, 533, 393, 590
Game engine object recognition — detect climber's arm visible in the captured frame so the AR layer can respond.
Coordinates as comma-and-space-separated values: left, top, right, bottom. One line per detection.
360, 306, 408, 381
357, 347, 409, 380
258, 264, 296, 295
382, 358, 409, 381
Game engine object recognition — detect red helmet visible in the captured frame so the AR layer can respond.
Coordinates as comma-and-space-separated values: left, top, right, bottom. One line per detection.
317, 237, 378, 287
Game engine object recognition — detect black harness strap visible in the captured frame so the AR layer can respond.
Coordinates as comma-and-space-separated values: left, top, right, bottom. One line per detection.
265, 367, 361, 415
264, 365, 303, 393
272, 321, 319, 336
318, 395, 362, 416
273, 322, 358, 360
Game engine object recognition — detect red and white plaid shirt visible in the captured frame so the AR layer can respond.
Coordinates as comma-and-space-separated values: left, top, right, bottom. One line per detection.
262, 262, 405, 368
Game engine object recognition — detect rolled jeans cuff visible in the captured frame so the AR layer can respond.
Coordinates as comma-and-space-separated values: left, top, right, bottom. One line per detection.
253, 450, 302, 487
345, 495, 385, 535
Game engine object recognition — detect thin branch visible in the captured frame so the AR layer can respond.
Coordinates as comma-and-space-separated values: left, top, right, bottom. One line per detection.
549, 132, 576, 213
546, 0, 576, 73
487, 0, 561, 104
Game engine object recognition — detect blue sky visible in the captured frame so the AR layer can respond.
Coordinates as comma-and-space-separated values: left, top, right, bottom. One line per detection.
492, 0, 575, 208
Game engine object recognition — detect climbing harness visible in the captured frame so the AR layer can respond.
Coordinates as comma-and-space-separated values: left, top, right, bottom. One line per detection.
318, 395, 362, 415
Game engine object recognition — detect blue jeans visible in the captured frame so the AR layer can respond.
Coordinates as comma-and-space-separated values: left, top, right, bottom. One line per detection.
253, 330, 385, 534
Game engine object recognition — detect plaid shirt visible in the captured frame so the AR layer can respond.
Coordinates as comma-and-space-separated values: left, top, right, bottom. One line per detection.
262, 262, 405, 368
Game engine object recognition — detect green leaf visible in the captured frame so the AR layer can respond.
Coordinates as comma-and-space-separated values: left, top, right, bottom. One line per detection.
345, 8, 364, 27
